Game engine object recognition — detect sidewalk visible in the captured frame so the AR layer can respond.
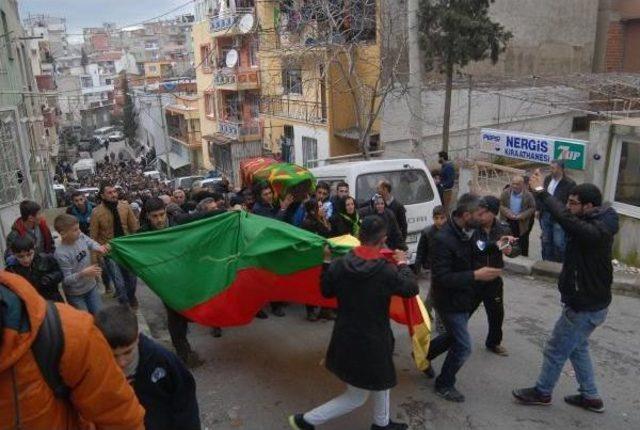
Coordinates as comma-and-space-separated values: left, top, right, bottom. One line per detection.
504, 256, 640, 297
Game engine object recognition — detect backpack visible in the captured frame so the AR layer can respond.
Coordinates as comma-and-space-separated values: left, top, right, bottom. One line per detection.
31, 301, 70, 399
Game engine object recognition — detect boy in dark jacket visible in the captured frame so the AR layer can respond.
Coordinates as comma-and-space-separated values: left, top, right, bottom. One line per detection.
95, 304, 201, 430
289, 215, 418, 430
6, 235, 64, 302
415, 205, 447, 273
513, 176, 618, 414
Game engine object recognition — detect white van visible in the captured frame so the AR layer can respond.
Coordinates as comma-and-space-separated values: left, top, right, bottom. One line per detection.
311, 159, 442, 263
93, 126, 116, 142
143, 170, 162, 180
72, 158, 97, 181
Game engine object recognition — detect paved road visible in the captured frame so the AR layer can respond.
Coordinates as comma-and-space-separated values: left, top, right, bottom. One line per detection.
138, 274, 640, 430
92, 139, 135, 163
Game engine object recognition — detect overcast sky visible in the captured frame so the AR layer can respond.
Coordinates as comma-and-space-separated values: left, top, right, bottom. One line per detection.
19, 0, 194, 41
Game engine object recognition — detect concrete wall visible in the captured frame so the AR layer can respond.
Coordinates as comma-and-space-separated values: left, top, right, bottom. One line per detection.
382, 84, 588, 165
291, 124, 330, 166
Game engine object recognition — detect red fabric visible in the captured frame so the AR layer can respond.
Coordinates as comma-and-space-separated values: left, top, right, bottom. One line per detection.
13, 218, 54, 254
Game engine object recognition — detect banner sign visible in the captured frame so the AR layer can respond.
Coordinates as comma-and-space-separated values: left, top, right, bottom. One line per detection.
481, 129, 587, 170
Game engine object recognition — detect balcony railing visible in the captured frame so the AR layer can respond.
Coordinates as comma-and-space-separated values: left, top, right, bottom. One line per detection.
210, 7, 255, 33
168, 125, 202, 147
218, 120, 261, 140
213, 68, 260, 88
260, 96, 327, 124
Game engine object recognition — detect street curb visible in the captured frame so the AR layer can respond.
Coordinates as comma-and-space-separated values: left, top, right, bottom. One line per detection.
504, 259, 640, 297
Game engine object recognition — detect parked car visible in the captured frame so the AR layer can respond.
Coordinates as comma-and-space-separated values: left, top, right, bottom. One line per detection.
109, 131, 125, 142
171, 175, 204, 191
311, 159, 442, 264
191, 177, 223, 192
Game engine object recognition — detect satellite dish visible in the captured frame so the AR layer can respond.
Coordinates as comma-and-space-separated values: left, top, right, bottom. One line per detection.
238, 14, 255, 34
225, 49, 239, 68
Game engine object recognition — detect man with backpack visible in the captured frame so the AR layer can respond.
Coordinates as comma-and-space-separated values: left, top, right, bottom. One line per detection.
0, 271, 145, 429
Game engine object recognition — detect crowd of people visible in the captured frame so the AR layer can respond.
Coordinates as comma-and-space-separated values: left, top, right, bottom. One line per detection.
0, 153, 620, 430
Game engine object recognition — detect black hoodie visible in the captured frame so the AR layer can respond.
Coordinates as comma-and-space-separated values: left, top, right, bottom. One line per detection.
539, 192, 619, 311
321, 247, 418, 390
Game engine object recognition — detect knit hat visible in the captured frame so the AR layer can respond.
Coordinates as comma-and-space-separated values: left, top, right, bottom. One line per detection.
478, 195, 500, 215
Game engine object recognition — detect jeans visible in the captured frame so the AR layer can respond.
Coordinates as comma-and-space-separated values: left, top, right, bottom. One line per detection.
304, 385, 390, 427
540, 211, 567, 263
536, 307, 608, 399
427, 312, 472, 389
67, 287, 102, 315
105, 257, 137, 305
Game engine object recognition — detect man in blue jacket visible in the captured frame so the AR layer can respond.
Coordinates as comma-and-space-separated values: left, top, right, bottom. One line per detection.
95, 304, 201, 430
513, 174, 619, 414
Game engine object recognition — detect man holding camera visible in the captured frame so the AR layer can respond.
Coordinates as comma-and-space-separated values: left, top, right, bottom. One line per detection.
513, 172, 619, 413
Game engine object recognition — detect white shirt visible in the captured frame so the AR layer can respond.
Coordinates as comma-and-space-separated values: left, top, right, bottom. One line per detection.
547, 177, 560, 196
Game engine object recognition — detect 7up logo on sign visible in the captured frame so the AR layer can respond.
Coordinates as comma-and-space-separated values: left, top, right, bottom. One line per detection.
554, 140, 586, 170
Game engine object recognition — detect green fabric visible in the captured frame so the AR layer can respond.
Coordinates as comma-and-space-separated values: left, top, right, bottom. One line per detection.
109, 211, 328, 311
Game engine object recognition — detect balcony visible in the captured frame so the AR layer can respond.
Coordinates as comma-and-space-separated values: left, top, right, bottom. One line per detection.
210, 7, 255, 37
217, 119, 261, 141
81, 99, 114, 110
35, 75, 56, 92
43, 109, 56, 128
213, 68, 260, 91
261, 96, 327, 125
168, 125, 202, 149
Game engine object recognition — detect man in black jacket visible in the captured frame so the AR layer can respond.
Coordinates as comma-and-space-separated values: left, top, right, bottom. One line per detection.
96, 304, 200, 430
289, 216, 417, 430
377, 180, 408, 240
426, 194, 503, 402
472, 196, 520, 357
540, 160, 576, 262
513, 178, 618, 414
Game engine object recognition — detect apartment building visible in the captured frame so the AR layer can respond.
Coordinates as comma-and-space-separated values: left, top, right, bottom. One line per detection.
192, 0, 384, 184
193, 0, 263, 184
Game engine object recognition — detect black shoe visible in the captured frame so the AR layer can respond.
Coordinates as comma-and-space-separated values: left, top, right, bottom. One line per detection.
512, 387, 552, 405
423, 365, 435, 379
272, 307, 286, 317
129, 296, 139, 311
288, 414, 314, 430
306, 310, 319, 322
318, 308, 337, 320
211, 327, 222, 338
178, 350, 204, 369
435, 385, 465, 402
564, 394, 605, 413
256, 310, 269, 319
371, 420, 408, 430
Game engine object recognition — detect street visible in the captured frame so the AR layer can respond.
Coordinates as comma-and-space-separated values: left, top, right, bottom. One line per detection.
138, 274, 640, 430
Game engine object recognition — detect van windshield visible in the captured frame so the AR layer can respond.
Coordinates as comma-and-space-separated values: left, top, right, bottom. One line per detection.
355, 170, 434, 207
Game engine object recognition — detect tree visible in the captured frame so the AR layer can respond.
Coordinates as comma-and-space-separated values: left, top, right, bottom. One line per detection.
260, 0, 408, 159
418, 0, 512, 153
121, 72, 138, 147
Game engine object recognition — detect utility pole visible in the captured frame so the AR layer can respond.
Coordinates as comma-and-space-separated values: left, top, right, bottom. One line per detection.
157, 93, 172, 179
408, 0, 424, 157
465, 74, 472, 159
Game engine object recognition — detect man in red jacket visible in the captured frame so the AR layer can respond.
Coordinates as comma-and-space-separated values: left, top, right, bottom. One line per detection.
5, 200, 54, 264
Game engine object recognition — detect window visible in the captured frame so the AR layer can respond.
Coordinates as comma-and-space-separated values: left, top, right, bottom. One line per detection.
302, 136, 318, 168
0, 109, 24, 206
1, 12, 12, 62
613, 141, 640, 208
246, 92, 260, 118
200, 44, 212, 72
282, 67, 302, 95
355, 170, 435, 207
205, 92, 216, 118
249, 38, 259, 67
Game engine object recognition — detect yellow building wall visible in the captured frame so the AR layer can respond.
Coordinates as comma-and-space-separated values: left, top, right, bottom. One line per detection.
256, 0, 382, 160
193, 20, 217, 170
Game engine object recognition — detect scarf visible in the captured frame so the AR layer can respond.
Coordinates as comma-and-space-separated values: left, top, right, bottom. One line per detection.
340, 212, 360, 237
105, 201, 125, 238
